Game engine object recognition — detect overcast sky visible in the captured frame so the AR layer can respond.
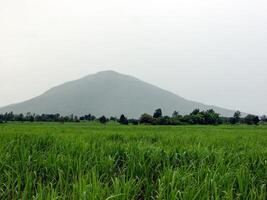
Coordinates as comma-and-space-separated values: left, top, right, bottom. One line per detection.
0, 0, 266, 115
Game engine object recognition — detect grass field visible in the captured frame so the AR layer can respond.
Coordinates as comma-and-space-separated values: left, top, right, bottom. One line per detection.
0, 123, 266, 200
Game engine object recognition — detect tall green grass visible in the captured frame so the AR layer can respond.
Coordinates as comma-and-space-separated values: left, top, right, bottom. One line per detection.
0, 123, 266, 199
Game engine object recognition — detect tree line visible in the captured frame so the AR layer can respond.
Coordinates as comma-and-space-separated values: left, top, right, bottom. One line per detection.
0, 113, 80, 123
0, 109, 266, 125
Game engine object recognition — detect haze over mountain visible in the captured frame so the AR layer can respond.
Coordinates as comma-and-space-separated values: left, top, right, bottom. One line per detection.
0, 71, 237, 117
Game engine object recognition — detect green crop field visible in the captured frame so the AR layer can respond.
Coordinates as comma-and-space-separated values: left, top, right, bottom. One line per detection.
0, 123, 266, 200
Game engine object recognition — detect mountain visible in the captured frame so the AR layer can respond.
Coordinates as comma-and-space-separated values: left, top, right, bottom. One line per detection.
0, 70, 237, 117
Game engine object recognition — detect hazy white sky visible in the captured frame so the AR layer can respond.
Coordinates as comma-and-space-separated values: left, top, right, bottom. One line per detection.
0, 0, 266, 115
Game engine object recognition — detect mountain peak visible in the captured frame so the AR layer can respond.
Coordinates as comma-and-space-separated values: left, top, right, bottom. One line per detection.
95, 70, 120, 75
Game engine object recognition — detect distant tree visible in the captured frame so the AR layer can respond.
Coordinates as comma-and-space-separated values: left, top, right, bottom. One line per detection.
170, 118, 183, 125
59, 117, 65, 123
15, 114, 24, 122
220, 117, 229, 124
153, 108, 162, 119
140, 113, 155, 124
181, 115, 194, 124
260, 115, 267, 122
172, 111, 179, 118
85, 114, 92, 121
64, 116, 71, 122
232, 111, 241, 124
74, 116, 80, 122
229, 117, 236, 125
202, 109, 221, 125
188, 109, 206, 124
244, 114, 260, 125
24, 112, 35, 122
191, 113, 205, 124
171, 111, 182, 124
99, 116, 108, 124
118, 114, 128, 125
29, 116, 34, 122
157, 116, 173, 125
5, 112, 14, 121
80, 114, 96, 121
254, 116, 260, 125
70, 114, 75, 122
54, 114, 60, 122
110, 116, 118, 122
129, 119, 139, 125
79, 116, 85, 121
0, 114, 4, 123
89, 114, 95, 121
191, 109, 200, 115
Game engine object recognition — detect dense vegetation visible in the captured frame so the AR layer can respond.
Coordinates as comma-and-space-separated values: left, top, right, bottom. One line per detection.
0, 123, 266, 199
0, 109, 265, 125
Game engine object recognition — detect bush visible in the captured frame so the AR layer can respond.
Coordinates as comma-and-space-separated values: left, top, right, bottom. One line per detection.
153, 108, 162, 119
260, 115, 267, 122
229, 117, 237, 125
109, 116, 118, 122
118, 114, 128, 125
129, 119, 139, 125
99, 116, 108, 124
140, 113, 155, 124
244, 114, 260, 125
155, 116, 171, 125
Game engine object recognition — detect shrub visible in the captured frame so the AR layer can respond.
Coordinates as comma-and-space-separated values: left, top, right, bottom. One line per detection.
244, 114, 260, 125
118, 114, 128, 125
140, 113, 155, 124
99, 116, 108, 124
153, 108, 162, 119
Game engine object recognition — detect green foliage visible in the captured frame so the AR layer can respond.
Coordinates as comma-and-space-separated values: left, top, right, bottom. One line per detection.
109, 116, 118, 122
99, 116, 108, 124
202, 109, 221, 125
244, 114, 260, 125
153, 108, 162, 119
191, 108, 200, 115
234, 111, 241, 123
128, 119, 139, 125
140, 113, 155, 124
118, 115, 128, 125
0, 123, 266, 199
230, 111, 241, 124
172, 111, 180, 118
80, 114, 96, 121
261, 115, 267, 121
1, 108, 265, 126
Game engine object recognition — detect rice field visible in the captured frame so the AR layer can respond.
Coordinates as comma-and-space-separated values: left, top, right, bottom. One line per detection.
0, 123, 266, 199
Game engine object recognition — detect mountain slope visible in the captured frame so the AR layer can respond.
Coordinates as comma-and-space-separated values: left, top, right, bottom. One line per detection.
0, 71, 236, 117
